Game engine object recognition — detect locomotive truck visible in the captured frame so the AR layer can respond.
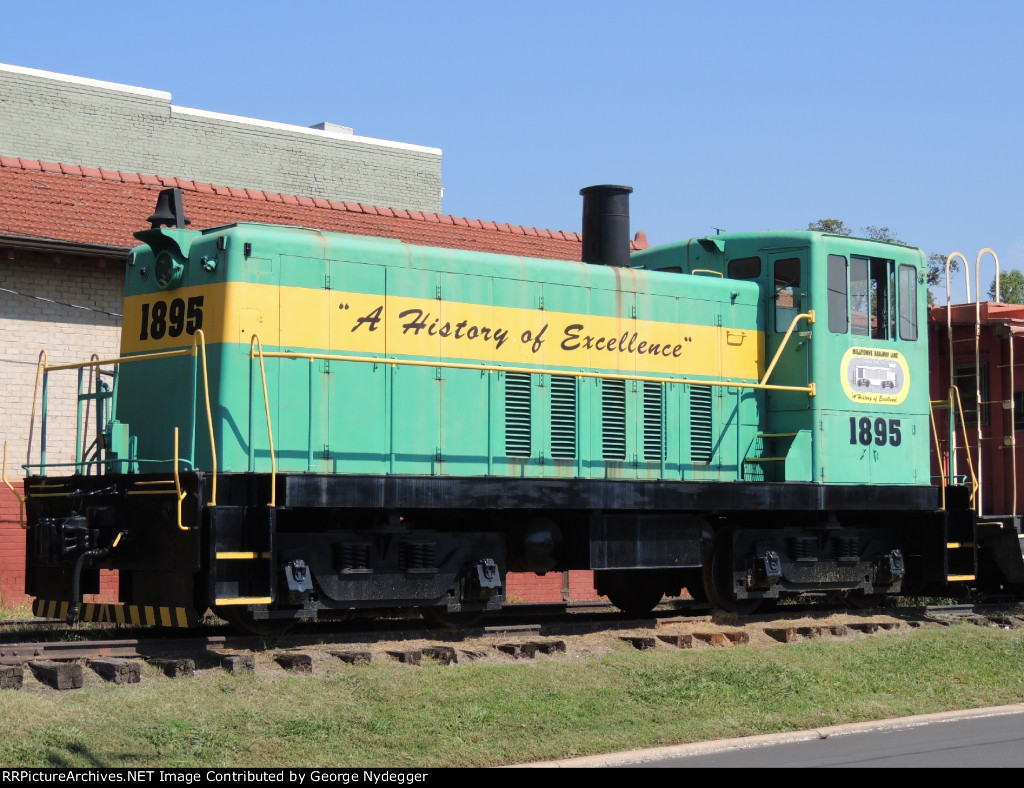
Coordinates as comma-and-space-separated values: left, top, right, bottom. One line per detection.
17, 185, 1024, 632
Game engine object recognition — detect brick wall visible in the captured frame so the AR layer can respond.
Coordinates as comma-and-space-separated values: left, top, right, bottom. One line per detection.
0, 250, 124, 471
0, 63, 442, 214
0, 478, 27, 606
0, 248, 124, 608
506, 571, 601, 604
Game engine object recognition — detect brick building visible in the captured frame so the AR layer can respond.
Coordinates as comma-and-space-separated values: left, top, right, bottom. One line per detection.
0, 63, 442, 214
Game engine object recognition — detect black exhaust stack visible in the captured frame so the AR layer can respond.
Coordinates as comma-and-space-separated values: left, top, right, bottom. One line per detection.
580, 184, 632, 266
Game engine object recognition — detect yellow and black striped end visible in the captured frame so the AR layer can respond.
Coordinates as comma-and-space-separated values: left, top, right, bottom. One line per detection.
32, 599, 193, 628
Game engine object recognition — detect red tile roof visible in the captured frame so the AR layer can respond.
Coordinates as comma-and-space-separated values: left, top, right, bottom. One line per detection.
0, 157, 589, 261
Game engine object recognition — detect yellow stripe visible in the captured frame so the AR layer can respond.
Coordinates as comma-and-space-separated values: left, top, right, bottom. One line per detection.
947, 574, 976, 581
215, 596, 273, 606
121, 283, 764, 380
126, 490, 182, 496
32, 599, 190, 628
216, 551, 271, 560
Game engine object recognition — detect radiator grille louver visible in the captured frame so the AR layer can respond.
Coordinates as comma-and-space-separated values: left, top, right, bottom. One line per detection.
690, 385, 713, 463
550, 375, 577, 459
602, 379, 627, 460
643, 382, 663, 462
505, 373, 532, 457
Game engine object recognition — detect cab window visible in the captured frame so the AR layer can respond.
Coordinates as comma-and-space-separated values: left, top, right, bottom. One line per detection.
827, 254, 848, 333
851, 255, 895, 340
774, 258, 801, 332
728, 256, 761, 280
898, 264, 918, 340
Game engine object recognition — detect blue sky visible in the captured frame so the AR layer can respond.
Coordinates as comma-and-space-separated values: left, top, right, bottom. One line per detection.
4, 0, 1023, 302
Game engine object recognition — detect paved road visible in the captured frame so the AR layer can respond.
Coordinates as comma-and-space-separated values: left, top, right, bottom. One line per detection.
523, 705, 1024, 768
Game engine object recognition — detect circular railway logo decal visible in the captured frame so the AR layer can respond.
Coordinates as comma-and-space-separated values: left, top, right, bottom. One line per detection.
840, 347, 910, 405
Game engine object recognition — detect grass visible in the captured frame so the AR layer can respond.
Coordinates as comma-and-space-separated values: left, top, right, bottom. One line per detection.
0, 602, 33, 621
1, 623, 1024, 767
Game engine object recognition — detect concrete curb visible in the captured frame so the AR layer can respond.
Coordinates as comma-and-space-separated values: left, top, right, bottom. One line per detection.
516, 704, 1024, 767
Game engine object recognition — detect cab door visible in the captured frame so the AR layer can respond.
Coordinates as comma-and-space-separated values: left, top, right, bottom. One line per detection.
765, 252, 811, 413
816, 250, 924, 485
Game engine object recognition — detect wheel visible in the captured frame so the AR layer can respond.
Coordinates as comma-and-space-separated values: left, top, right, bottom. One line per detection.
215, 606, 297, 637
599, 570, 665, 617
702, 530, 762, 615
420, 606, 486, 629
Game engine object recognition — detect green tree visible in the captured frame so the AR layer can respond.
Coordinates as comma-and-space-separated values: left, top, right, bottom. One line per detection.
807, 219, 852, 235
863, 226, 905, 245
989, 269, 1024, 304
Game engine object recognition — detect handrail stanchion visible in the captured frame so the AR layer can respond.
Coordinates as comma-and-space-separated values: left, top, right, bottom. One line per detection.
193, 330, 217, 507
973, 248, 1000, 517
250, 335, 277, 508
944, 253, 970, 489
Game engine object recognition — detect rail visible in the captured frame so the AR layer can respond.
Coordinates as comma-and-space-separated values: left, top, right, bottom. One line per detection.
930, 385, 979, 509
249, 348, 817, 396
23, 332, 218, 507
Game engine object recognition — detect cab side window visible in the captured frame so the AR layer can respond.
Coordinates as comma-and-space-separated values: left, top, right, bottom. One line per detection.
827, 254, 848, 333
851, 255, 895, 340
774, 258, 801, 332
898, 264, 918, 340
834, 252, 916, 341
728, 256, 761, 280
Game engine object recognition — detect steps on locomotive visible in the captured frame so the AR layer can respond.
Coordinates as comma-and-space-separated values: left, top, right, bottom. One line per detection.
944, 506, 979, 583
974, 513, 1024, 589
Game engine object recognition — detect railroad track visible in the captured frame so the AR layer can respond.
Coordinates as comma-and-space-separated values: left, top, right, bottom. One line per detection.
1, 599, 1019, 693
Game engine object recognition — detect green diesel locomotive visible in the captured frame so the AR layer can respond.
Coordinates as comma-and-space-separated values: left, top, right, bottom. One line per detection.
22, 186, 986, 631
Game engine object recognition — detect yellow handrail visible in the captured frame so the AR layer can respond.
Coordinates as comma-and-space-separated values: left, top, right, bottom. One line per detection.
249, 335, 277, 507
2, 441, 26, 529
44, 347, 195, 372
760, 311, 815, 387
949, 385, 979, 506
253, 350, 817, 396
173, 428, 190, 531
27, 350, 47, 468
928, 398, 946, 509
26, 334, 217, 506
193, 330, 217, 507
